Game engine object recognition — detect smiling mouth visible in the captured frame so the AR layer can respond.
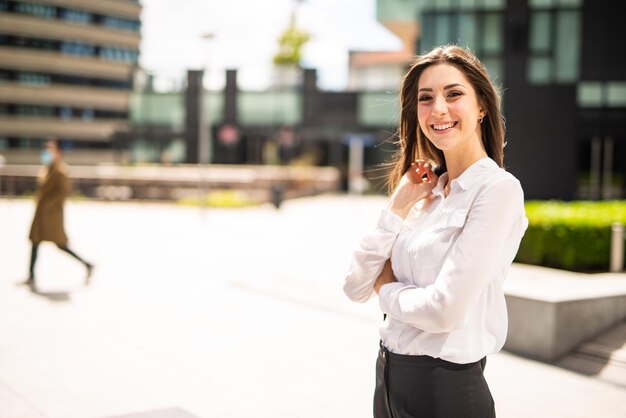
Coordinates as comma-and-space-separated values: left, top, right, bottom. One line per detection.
431, 122, 457, 131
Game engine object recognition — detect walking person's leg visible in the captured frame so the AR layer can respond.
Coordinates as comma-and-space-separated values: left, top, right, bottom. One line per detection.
28, 242, 39, 282
56, 244, 94, 284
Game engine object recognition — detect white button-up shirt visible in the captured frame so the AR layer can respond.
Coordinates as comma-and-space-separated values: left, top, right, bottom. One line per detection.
344, 157, 528, 364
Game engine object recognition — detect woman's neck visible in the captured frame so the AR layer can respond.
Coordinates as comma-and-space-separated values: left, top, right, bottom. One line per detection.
443, 149, 488, 185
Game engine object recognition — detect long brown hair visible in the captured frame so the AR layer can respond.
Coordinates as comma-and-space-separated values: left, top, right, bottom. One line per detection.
387, 45, 505, 193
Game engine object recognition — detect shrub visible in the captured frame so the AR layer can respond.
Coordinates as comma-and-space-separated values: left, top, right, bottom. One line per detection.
515, 200, 626, 272
177, 190, 259, 208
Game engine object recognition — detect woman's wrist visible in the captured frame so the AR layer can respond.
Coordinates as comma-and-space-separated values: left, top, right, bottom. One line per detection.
388, 202, 411, 219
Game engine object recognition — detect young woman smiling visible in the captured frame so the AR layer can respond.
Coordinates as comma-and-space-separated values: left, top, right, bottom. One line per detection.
344, 45, 528, 417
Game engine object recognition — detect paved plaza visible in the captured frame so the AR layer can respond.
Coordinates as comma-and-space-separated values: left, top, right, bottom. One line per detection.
0, 195, 625, 418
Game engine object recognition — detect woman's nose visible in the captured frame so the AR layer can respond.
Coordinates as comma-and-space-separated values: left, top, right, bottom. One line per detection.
432, 95, 447, 116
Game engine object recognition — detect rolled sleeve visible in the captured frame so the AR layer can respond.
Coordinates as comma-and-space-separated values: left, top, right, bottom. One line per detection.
343, 209, 404, 303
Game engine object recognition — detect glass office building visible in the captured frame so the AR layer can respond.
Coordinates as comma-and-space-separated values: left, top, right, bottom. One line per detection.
0, 0, 141, 163
380, 0, 625, 199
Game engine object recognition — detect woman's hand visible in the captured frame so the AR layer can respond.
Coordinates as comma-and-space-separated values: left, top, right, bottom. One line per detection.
374, 259, 397, 294
388, 160, 438, 219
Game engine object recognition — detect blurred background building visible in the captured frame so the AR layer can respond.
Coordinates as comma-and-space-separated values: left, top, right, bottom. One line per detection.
0, 0, 141, 164
0, 0, 624, 201
363, 0, 625, 200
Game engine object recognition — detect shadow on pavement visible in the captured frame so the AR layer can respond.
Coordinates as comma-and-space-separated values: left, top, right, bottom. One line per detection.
102, 407, 200, 418
556, 321, 626, 387
31, 290, 71, 302
15, 280, 72, 302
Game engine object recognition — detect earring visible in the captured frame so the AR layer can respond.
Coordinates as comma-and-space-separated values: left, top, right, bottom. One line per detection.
479, 115, 485, 124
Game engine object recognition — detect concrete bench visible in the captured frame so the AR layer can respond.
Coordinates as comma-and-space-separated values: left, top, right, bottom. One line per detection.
504, 264, 626, 361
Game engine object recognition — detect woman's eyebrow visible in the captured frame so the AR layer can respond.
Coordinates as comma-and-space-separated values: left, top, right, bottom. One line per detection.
418, 83, 465, 92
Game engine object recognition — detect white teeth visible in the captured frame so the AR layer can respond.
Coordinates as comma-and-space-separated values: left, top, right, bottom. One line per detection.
433, 122, 454, 131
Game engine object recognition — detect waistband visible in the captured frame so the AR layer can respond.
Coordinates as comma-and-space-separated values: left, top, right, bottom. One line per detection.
379, 341, 483, 371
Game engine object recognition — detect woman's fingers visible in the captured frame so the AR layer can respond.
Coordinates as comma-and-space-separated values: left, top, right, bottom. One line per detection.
410, 160, 435, 183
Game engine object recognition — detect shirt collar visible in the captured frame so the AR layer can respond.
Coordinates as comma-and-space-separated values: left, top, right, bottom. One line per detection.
432, 173, 448, 198
433, 157, 498, 195
454, 157, 498, 191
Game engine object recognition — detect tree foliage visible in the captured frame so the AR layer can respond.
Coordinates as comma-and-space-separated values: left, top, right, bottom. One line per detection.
273, 22, 310, 66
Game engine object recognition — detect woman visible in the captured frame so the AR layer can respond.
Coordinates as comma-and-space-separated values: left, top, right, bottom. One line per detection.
25, 138, 93, 290
344, 45, 528, 417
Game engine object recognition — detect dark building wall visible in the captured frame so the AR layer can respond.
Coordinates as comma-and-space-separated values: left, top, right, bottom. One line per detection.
504, 85, 578, 199
579, 0, 626, 195
302, 68, 358, 130
223, 69, 238, 124
185, 70, 202, 163
503, 0, 577, 199
580, 0, 626, 81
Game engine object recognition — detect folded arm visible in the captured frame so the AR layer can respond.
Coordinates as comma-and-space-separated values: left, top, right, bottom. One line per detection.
378, 179, 527, 332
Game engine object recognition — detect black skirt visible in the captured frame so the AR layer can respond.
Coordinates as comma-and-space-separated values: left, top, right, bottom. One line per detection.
374, 342, 496, 418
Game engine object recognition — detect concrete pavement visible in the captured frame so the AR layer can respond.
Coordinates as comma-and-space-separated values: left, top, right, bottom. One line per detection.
0, 195, 624, 418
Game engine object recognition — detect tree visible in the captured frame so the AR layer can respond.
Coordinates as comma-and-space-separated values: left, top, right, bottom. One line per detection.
273, 17, 310, 67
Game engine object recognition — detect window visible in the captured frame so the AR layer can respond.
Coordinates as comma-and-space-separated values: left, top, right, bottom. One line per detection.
13, 36, 56, 50
100, 47, 138, 63
82, 108, 94, 120
18, 72, 50, 86
420, 0, 504, 82
101, 16, 140, 32
578, 82, 626, 108
61, 41, 95, 56
17, 105, 54, 117
15, 2, 56, 19
60, 8, 92, 24
527, 1, 581, 84
60, 107, 73, 119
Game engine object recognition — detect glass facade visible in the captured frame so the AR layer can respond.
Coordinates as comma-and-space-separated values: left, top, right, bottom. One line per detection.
59, 8, 92, 24
237, 91, 300, 125
17, 72, 51, 85
101, 16, 141, 32
100, 47, 139, 63
419, 0, 505, 82
0, 104, 126, 119
3, 1, 140, 33
1, 34, 138, 63
15, 2, 55, 18
358, 92, 399, 128
61, 41, 95, 56
527, 1, 581, 84
577, 82, 626, 108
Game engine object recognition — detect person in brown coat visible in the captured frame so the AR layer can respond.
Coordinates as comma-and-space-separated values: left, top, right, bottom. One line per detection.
25, 138, 93, 289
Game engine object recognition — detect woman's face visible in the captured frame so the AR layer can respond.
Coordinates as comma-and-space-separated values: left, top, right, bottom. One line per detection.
416, 63, 484, 156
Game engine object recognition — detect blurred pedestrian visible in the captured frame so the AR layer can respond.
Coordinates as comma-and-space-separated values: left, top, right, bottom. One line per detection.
24, 138, 93, 290
344, 45, 528, 417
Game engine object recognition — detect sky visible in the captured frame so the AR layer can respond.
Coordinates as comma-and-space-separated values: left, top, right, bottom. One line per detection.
139, 0, 401, 91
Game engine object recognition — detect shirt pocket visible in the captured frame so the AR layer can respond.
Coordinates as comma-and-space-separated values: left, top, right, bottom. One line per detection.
439, 208, 469, 229
411, 208, 470, 272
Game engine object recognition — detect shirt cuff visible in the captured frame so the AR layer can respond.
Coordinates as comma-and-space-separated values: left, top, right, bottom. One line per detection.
377, 209, 404, 234
378, 281, 408, 315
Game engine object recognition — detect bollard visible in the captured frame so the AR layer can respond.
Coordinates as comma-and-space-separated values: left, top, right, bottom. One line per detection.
610, 222, 624, 272
271, 184, 284, 209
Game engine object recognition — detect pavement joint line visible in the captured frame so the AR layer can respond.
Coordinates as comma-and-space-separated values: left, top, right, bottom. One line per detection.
229, 279, 376, 324
0, 375, 49, 418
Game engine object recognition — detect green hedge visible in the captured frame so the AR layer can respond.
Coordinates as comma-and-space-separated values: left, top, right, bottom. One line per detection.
515, 200, 626, 272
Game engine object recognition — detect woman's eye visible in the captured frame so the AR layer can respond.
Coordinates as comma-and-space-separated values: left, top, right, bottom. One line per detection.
448, 91, 463, 98
418, 95, 432, 102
